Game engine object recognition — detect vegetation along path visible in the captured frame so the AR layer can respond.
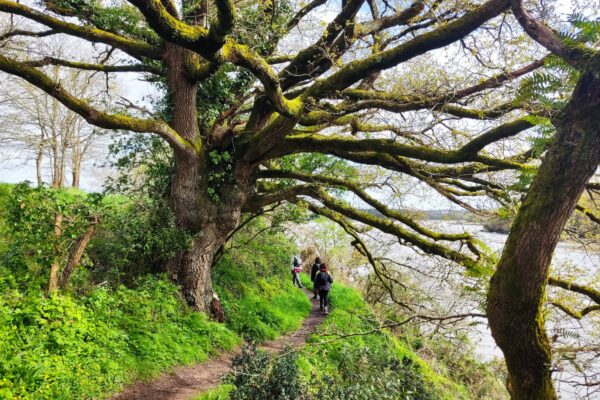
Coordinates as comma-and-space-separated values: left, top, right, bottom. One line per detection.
112, 290, 324, 400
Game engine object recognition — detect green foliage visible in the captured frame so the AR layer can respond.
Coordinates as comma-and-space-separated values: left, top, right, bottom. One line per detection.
0, 183, 190, 289
196, 66, 254, 132
87, 196, 191, 284
194, 384, 235, 400
1, 183, 101, 287
0, 184, 311, 399
563, 13, 600, 47
218, 277, 467, 400
208, 149, 235, 202
274, 153, 359, 180
0, 275, 239, 400
105, 133, 173, 198
314, 347, 436, 400
43, 0, 159, 43
225, 344, 307, 400
298, 279, 466, 400
417, 337, 508, 400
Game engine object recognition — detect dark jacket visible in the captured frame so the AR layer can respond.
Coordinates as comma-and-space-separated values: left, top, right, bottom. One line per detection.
310, 263, 321, 282
314, 271, 333, 291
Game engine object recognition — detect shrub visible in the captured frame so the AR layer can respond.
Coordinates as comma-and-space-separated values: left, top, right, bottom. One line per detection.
225, 344, 309, 400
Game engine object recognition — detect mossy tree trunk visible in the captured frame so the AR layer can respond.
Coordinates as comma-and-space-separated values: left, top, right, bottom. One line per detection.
487, 70, 600, 400
163, 43, 255, 314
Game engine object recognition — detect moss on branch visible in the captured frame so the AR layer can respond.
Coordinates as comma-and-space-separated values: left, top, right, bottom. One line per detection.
304, 187, 484, 274
0, 0, 162, 59
306, 0, 511, 96
280, 118, 533, 168
258, 169, 478, 244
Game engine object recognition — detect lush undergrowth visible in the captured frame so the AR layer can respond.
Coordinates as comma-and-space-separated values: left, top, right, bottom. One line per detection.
218, 275, 468, 400
214, 236, 312, 341
0, 183, 311, 399
0, 264, 309, 400
297, 275, 467, 400
0, 276, 239, 400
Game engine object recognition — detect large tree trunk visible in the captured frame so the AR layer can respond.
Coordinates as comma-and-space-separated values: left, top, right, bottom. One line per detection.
487, 71, 600, 399
162, 42, 254, 316
169, 156, 252, 314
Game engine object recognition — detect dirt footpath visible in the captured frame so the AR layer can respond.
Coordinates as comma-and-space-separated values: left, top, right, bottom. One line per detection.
112, 290, 324, 400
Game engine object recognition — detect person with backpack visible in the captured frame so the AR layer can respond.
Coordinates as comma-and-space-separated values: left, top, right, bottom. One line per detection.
310, 257, 322, 299
291, 255, 303, 288
314, 263, 333, 314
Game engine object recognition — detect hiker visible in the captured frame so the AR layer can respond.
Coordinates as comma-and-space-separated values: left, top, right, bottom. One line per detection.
310, 257, 322, 299
291, 255, 303, 288
314, 263, 333, 314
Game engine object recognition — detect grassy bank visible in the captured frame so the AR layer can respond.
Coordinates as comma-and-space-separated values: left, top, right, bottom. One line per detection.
0, 182, 311, 399
298, 275, 467, 400
0, 264, 310, 400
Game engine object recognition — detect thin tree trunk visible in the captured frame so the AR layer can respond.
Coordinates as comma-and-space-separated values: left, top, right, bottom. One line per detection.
36, 145, 44, 187
487, 71, 600, 400
59, 215, 99, 288
48, 212, 63, 293
71, 157, 81, 189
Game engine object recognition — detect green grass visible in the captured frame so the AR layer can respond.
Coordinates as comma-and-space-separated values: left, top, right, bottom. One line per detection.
0, 275, 240, 400
214, 241, 311, 342
193, 384, 234, 400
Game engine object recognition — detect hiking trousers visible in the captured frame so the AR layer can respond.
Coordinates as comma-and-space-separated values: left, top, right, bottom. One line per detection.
319, 289, 330, 308
292, 272, 303, 288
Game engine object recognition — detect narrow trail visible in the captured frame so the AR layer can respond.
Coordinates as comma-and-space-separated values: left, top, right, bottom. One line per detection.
112, 289, 324, 400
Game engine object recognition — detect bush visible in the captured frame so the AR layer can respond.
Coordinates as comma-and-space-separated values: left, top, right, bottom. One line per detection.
225, 344, 308, 400
313, 347, 435, 400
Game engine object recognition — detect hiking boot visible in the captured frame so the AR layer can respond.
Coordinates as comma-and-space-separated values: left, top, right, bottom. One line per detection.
312, 295, 317, 299
324, 306, 329, 315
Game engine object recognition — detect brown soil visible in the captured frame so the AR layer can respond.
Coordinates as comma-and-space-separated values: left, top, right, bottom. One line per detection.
111, 289, 324, 400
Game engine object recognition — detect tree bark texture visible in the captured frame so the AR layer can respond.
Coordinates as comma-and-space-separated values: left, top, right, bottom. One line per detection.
162, 42, 255, 315
59, 215, 99, 288
48, 212, 63, 293
487, 70, 600, 400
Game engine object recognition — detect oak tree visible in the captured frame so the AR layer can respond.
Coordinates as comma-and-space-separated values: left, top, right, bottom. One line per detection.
0, 0, 543, 317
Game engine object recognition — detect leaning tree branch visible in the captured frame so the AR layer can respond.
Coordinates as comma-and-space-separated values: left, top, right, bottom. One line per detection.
258, 169, 478, 244
302, 187, 485, 274
511, 0, 599, 71
306, 0, 511, 96
0, 28, 56, 41
549, 302, 600, 320
548, 276, 600, 305
278, 118, 534, 167
24, 57, 161, 74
